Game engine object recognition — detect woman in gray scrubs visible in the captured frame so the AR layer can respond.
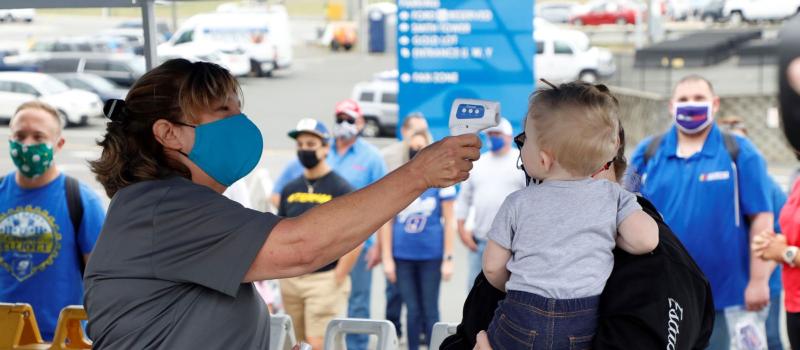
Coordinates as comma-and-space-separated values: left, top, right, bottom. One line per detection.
84, 59, 481, 349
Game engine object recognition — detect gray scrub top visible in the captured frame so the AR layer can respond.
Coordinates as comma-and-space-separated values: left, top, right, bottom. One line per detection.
84, 177, 280, 349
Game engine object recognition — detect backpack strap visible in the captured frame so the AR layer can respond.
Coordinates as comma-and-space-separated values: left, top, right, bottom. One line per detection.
721, 131, 740, 162
719, 132, 744, 228
644, 131, 739, 165
64, 176, 85, 275
643, 133, 666, 168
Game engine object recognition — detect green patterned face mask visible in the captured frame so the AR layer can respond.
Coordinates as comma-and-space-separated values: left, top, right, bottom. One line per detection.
9, 140, 54, 179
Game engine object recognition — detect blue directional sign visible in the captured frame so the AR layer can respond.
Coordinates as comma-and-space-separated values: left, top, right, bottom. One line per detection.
397, 0, 534, 140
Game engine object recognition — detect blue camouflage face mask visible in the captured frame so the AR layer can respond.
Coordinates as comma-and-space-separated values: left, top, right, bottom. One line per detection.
177, 114, 263, 186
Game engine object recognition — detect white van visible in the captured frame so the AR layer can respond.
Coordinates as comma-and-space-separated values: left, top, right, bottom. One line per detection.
161, 7, 292, 77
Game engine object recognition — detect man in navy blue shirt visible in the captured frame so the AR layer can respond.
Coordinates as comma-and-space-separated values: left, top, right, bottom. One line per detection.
1, 101, 105, 340
629, 75, 775, 350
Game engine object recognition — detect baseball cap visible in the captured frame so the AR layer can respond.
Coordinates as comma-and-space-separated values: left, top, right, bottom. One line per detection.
288, 118, 331, 141
334, 99, 362, 120
484, 117, 513, 136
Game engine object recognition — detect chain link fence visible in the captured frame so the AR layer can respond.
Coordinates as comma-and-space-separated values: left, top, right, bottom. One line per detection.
605, 52, 778, 96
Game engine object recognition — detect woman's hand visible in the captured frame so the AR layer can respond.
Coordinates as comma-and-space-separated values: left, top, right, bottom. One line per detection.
442, 259, 454, 281
752, 230, 788, 262
752, 230, 775, 258
408, 134, 481, 189
383, 258, 397, 284
761, 234, 789, 262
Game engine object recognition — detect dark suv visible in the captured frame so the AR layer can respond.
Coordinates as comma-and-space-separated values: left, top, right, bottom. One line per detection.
28, 54, 145, 87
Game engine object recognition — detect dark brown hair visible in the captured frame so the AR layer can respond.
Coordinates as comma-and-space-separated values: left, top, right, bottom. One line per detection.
90, 59, 241, 197
526, 81, 621, 176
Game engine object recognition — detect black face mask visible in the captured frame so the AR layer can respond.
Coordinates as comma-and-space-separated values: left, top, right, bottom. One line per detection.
298, 150, 321, 169
409, 148, 421, 160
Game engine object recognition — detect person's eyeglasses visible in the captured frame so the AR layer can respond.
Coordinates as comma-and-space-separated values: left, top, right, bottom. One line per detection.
514, 132, 526, 150
336, 114, 356, 124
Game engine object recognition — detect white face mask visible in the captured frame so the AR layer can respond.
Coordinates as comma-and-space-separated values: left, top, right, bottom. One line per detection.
332, 121, 359, 140
673, 101, 713, 134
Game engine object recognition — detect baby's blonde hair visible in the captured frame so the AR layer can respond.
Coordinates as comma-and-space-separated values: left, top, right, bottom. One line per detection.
526, 81, 620, 177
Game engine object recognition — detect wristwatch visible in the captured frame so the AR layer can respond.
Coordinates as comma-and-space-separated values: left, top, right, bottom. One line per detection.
783, 246, 799, 267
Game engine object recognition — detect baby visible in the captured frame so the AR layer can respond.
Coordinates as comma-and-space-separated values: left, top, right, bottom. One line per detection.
483, 81, 659, 349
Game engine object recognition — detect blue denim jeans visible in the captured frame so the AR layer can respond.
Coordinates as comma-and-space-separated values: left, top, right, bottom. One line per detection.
395, 259, 442, 350
765, 295, 783, 350
707, 310, 730, 350
488, 291, 599, 350
346, 249, 372, 350
467, 238, 488, 290
385, 281, 403, 337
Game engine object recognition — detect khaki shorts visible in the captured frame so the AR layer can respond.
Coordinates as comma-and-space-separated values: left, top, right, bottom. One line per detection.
280, 270, 351, 339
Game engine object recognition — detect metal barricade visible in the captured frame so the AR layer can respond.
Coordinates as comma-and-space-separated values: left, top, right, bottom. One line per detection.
323, 319, 398, 350
429, 322, 458, 350
269, 314, 297, 350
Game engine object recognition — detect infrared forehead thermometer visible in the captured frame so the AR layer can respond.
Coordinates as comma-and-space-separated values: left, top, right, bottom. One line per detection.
449, 99, 500, 136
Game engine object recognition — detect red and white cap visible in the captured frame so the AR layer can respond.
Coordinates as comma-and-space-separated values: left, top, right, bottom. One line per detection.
334, 99, 362, 120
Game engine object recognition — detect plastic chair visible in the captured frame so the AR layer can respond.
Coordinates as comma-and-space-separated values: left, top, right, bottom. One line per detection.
323, 319, 398, 350
429, 323, 458, 350
49, 306, 91, 350
269, 314, 297, 350
0, 303, 48, 350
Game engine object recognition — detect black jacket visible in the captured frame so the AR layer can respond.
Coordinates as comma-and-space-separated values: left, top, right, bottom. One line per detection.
440, 197, 714, 350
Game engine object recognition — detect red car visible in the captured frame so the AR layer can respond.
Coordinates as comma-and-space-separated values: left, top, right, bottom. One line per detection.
570, 0, 641, 25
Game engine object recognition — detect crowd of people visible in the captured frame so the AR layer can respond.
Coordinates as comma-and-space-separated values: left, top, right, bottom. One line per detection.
1, 57, 799, 350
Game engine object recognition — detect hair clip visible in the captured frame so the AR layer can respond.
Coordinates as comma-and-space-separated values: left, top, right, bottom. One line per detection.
104, 99, 126, 123
540, 78, 559, 90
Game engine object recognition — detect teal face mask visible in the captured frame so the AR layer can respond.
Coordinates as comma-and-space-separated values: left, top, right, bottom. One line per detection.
178, 114, 263, 187
9, 141, 54, 179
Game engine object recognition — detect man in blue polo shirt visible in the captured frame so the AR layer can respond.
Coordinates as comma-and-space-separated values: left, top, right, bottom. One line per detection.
629, 75, 775, 350
272, 99, 388, 350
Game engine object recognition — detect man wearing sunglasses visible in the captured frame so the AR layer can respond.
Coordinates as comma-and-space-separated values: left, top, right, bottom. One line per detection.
454, 118, 526, 289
